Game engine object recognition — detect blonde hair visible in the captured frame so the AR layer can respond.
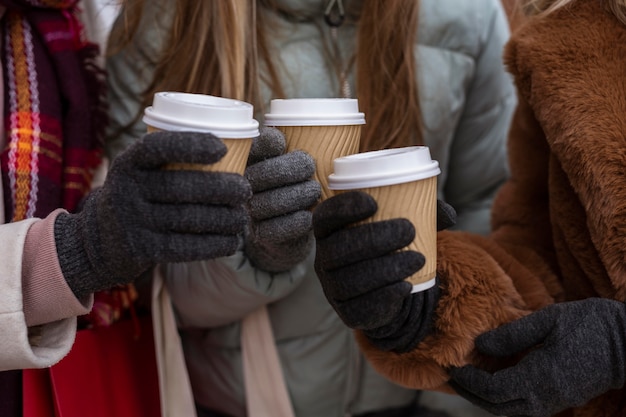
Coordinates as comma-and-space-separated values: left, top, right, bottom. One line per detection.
520, 0, 626, 24
108, 0, 423, 151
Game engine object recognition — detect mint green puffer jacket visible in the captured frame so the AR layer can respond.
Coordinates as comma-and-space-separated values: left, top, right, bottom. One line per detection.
105, 0, 516, 416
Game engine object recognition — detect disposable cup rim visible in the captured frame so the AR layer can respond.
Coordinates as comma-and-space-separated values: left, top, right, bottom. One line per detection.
143, 109, 259, 139
410, 277, 437, 293
327, 165, 440, 189
264, 98, 365, 126
264, 113, 365, 126
328, 147, 440, 189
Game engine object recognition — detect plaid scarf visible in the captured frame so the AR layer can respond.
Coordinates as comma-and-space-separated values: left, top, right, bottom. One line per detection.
0, 3, 107, 414
0, 0, 106, 221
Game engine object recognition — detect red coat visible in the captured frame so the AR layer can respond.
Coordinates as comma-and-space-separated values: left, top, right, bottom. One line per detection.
358, 2, 626, 416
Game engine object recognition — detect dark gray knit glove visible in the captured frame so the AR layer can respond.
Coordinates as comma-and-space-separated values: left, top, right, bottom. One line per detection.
449, 298, 626, 417
243, 127, 321, 272
313, 190, 456, 353
54, 131, 252, 299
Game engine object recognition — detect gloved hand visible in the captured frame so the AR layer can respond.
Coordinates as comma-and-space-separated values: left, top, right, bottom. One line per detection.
312, 190, 456, 353
449, 298, 626, 417
243, 127, 321, 272
54, 131, 252, 299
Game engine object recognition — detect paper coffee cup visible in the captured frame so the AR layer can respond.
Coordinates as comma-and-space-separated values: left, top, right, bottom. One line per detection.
328, 146, 441, 292
264, 98, 365, 200
143, 92, 259, 174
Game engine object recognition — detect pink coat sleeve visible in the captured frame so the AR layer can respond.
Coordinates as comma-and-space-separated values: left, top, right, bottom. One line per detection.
22, 209, 93, 327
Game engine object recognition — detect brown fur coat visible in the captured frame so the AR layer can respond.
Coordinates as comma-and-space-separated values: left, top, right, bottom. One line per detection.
358, 2, 626, 416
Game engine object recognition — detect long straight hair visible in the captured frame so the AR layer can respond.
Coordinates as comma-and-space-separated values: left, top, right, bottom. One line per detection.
107, 0, 423, 151
520, 0, 626, 24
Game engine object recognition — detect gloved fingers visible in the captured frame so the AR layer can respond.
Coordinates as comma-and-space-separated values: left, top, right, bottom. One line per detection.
319, 251, 423, 300
140, 232, 241, 262
475, 309, 556, 357
313, 191, 377, 239
448, 369, 527, 416
248, 181, 320, 219
145, 204, 249, 235
246, 233, 314, 273
364, 290, 432, 339
245, 150, 316, 192
247, 127, 286, 165
124, 131, 228, 169
142, 170, 252, 206
267, 232, 315, 256
315, 219, 415, 270
356, 285, 440, 353
332, 282, 410, 329
251, 210, 312, 243
436, 199, 457, 231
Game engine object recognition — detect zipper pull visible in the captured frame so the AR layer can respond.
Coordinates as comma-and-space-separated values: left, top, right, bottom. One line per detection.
324, 0, 345, 27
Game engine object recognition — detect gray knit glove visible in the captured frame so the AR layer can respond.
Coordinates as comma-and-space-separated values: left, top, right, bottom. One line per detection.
449, 298, 626, 417
313, 191, 456, 353
55, 131, 252, 299
243, 127, 321, 272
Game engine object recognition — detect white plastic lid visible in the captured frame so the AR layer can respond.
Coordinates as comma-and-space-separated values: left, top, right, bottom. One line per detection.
411, 278, 437, 294
143, 92, 260, 138
328, 146, 440, 189
264, 98, 366, 126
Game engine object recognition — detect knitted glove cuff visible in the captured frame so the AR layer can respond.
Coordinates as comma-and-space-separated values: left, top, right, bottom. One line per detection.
54, 210, 105, 299
245, 230, 314, 273
54, 190, 146, 299
363, 278, 441, 353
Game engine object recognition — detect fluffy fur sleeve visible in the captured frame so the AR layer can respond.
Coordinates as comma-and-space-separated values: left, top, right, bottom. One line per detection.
356, 231, 554, 392
503, 2, 626, 299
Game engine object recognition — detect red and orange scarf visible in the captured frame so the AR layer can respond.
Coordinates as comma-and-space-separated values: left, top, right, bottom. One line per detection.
0, 2, 108, 413
0, 0, 106, 221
